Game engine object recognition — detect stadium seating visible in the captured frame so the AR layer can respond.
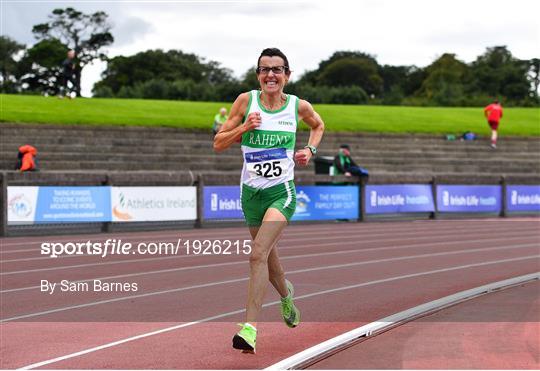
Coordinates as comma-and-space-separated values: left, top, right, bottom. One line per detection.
1, 123, 539, 176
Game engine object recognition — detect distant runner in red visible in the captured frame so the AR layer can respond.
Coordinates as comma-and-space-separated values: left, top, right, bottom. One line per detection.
484, 100, 503, 149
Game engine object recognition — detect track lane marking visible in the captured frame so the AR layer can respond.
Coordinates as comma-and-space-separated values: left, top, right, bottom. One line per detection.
2, 244, 538, 322
3, 223, 537, 261
2, 235, 537, 293
266, 273, 540, 370
16, 255, 540, 370
3, 219, 537, 249
3, 228, 537, 273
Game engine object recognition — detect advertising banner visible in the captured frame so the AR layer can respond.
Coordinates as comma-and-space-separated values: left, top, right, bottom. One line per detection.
365, 184, 434, 214
292, 186, 359, 221
437, 185, 501, 213
203, 185, 359, 221
506, 185, 540, 212
8, 186, 111, 223
203, 186, 243, 219
111, 187, 197, 222
7, 186, 39, 224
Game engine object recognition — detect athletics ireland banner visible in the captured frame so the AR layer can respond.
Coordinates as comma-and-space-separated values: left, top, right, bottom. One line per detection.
7, 186, 197, 223
111, 187, 197, 222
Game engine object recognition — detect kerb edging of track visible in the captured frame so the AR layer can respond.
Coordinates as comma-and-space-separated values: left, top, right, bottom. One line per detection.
265, 272, 540, 370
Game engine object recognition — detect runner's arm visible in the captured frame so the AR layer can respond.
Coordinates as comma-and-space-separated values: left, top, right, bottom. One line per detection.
295, 99, 325, 166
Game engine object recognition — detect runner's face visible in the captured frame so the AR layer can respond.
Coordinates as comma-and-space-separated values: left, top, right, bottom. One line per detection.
257, 56, 289, 94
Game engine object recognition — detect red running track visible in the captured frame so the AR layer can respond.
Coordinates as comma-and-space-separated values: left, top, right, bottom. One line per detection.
1, 218, 539, 369
309, 280, 540, 369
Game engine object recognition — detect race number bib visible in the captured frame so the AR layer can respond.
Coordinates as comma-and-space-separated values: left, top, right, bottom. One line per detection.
245, 148, 288, 179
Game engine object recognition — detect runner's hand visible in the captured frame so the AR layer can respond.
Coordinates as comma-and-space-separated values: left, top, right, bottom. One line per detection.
294, 149, 312, 166
244, 112, 261, 132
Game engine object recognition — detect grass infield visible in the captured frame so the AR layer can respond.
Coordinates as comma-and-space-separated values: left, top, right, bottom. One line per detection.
1, 94, 539, 136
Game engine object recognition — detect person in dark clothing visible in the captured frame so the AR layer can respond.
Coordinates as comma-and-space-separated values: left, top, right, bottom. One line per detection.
333, 144, 368, 177
59, 50, 77, 98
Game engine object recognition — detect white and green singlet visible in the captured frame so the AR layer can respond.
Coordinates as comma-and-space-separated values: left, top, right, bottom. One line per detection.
241, 90, 299, 189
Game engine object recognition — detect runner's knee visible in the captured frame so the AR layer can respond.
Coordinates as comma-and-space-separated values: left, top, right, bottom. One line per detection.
249, 242, 269, 266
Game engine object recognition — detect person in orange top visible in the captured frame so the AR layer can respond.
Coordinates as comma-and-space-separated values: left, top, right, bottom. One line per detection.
16, 145, 38, 172
484, 99, 503, 149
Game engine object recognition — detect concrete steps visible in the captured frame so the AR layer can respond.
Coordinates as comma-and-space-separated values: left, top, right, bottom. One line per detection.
2, 123, 539, 176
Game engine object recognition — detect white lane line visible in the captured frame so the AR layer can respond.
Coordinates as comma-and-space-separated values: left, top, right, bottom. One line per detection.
3, 223, 536, 261
17, 255, 540, 370
2, 236, 537, 293
3, 227, 536, 273
266, 272, 540, 370
2, 245, 538, 322
3, 219, 535, 249
0, 224, 376, 249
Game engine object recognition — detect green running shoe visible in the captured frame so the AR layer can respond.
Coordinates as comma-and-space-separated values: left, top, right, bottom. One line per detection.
281, 279, 300, 328
232, 323, 256, 353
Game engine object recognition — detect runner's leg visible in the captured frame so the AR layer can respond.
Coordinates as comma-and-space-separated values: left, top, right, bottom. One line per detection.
245, 208, 287, 324
249, 227, 288, 298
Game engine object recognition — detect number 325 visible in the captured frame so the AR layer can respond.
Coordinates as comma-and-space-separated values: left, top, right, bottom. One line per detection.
254, 161, 283, 178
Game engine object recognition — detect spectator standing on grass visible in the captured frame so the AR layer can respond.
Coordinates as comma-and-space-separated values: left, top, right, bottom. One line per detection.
484, 99, 503, 149
333, 144, 368, 177
59, 50, 77, 99
212, 107, 228, 136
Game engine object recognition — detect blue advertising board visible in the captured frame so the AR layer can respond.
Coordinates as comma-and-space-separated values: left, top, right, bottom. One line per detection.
203, 186, 243, 219
365, 184, 434, 214
34, 186, 111, 222
436, 185, 501, 213
506, 185, 540, 212
203, 185, 359, 221
292, 185, 359, 221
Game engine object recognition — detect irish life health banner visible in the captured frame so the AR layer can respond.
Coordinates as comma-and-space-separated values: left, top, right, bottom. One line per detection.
8, 186, 111, 224
365, 184, 435, 214
437, 185, 501, 213
203, 185, 359, 220
203, 186, 243, 219
111, 187, 197, 222
506, 185, 540, 212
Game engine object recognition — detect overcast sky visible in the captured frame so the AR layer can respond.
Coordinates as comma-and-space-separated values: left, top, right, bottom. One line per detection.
2, 0, 539, 97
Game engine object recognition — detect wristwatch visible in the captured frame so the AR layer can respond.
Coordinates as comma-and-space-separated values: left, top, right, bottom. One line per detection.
304, 145, 317, 155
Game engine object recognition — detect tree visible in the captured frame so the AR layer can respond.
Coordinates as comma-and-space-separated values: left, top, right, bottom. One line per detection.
93, 49, 240, 101
94, 50, 208, 94
527, 58, 539, 102
239, 66, 259, 91
316, 51, 379, 74
18, 38, 68, 95
298, 51, 383, 97
416, 53, 470, 106
318, 58, 383, 96
379, 65, 418, 104
0, 36, 25, 92
470, 46, 530, 103
32, 7, 114, 96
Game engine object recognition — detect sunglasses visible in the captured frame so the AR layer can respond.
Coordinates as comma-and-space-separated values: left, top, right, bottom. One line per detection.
256, 66, 289, 75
